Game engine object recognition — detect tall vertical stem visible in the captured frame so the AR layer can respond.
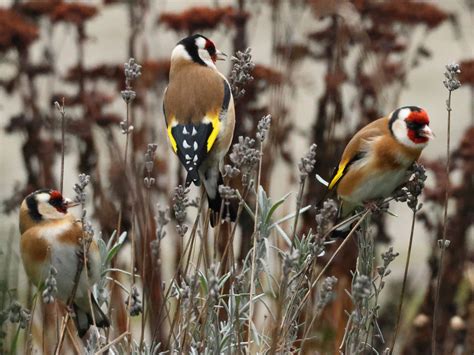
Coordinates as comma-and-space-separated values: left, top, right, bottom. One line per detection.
432, 90, 452, 354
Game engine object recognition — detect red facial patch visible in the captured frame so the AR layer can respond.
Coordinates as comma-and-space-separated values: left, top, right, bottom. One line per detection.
405, 110, 430, 144
205, 39, 217, 62
205, 39, 215, 50
49, 190, 67, 213
50, 190, 62, 200
406, 110, 429, 125
407, 130, 429, 144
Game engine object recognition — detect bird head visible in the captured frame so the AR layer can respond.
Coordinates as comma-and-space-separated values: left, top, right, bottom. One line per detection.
171, 34, 227, 68
23, 189, 79, 222
389, 106, 434, 149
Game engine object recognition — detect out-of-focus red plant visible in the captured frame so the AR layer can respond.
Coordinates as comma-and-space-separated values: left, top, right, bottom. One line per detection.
50, 3, 97, 25
0, 8, 38, 52
159, 6, 249, 33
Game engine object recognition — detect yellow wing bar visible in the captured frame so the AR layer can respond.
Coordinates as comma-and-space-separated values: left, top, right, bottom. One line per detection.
206, 113, 220, 152
328, 160, 348, 190
167, 121, 177, 152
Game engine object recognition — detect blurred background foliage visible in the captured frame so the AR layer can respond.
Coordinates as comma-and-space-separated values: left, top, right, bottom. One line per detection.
0, 0, 473, 354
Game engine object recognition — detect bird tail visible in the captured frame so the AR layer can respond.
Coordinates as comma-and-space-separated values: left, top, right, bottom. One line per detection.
185, 168, 201, 187
204, 171, 237, 227
73, 295, 110, 338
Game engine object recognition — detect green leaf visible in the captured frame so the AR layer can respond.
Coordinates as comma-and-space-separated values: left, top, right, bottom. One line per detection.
264, 191, 291, 226
105, 232, 127, 266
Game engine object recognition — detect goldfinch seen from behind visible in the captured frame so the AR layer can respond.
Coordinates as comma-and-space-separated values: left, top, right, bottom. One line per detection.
164, 34, 236, 226
328, 106, 433, 224
19, 189, 109, 337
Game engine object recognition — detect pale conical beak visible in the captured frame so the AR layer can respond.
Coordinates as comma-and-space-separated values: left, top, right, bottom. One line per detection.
420, 126, 435, 140
64, 198, 80, 208
216, 49, 227, 61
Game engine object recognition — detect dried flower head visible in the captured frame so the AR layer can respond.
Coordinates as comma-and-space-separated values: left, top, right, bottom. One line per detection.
42, 265, 58, 304
376, 247, 399, 277
144, 143, 158, 188
283, 249, 300, 275
256, 114, 272, 142
229, 47, 255, 99
73, 173, 90, 205
207, 264, 220, 302
352, 275, 371, 302
218, 185, 237, 201
316, 276, 338, 313
299, 143, 317, 182
123, 58, 142, 89
315, 199, 338, 236
223, 164, 240, 179
393, 163, 427, 211
127, 285, 142, 316
8, 301, 30, 329
443, 63, 461, 92
229, 136, 260, 186
172, 185, 190, 237
150, 205, 170, 263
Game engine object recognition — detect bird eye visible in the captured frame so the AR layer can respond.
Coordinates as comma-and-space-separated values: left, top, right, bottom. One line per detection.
406, 121, 424, 130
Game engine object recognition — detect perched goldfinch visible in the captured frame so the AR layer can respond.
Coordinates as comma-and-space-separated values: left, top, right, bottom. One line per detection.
164, 34, 236, 226
19, 189, 109, 337
328, 106, 433, 226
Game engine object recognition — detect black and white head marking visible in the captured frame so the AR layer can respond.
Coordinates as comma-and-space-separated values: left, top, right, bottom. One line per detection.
171, 34, 217, 68
388, 106, 432, 149
26, 189, 68, 221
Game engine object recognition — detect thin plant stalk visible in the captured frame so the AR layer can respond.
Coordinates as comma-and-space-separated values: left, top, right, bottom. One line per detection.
139, 189, 152, 351
391, 209, 416, 353
292, 210, 370, 325
218, 186, 251, 275
57, 98, 66, 195
161, 195, 205, 347
116, 101, 131, 236
247, 142, 264, 351
290, 178, 306, 249
432, 89, 452, 354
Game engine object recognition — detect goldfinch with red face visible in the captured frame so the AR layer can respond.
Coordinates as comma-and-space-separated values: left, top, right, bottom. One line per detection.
328, 106, 433, 224
164, 34, 236, 226
19, 189, 109, 337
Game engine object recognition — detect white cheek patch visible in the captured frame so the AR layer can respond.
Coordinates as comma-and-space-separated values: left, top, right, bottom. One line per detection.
198, 48, 216, 68
171, 44, 192, 61
396, 108, 411, 121
36, 193, 51, 203
38, 203, 65, 220
392, 119, 428, 149
195, 37, 207, 49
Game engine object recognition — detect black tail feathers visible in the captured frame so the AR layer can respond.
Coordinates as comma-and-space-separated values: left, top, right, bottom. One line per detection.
73, 295, 110, 338
185, 168, 201, 187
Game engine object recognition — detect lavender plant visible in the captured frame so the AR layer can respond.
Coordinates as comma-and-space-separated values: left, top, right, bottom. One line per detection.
432, 63, 462, 353
229, 48, 255, 100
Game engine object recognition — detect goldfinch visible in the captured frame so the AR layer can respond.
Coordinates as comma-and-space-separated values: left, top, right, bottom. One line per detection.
164, 34, 236, 226
19, 189, 109, 337
328, 106, 434, 224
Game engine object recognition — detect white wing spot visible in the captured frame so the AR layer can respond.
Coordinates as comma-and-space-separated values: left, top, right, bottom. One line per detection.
193, 155, 198, 162
185, 154, 192, 160
183, 127, 189, 135
192, 127, 197, 136
189, 167, 193, 171
193, 142, 198, 151
183, 140, 191, 149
